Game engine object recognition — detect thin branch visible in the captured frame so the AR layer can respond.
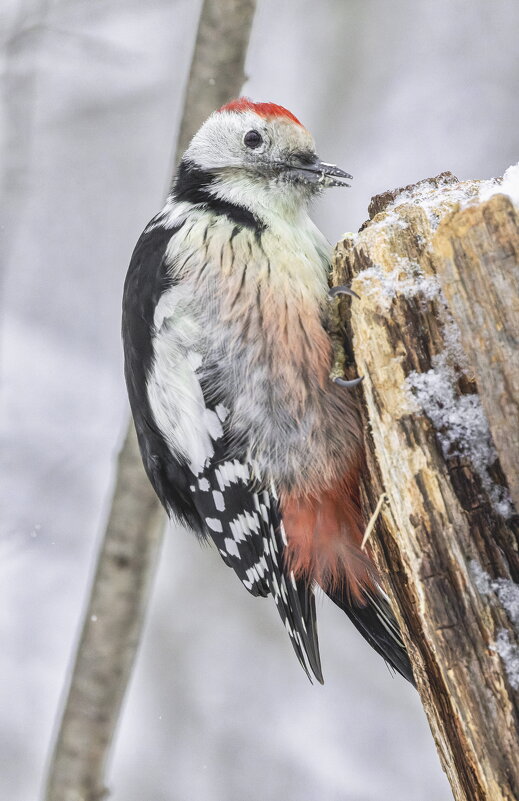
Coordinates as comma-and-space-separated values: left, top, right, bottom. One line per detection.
44, 2, 256, 799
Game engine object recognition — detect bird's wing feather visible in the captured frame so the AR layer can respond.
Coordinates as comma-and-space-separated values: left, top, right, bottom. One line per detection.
191, 454, 322, 682
122, 218, 206, 531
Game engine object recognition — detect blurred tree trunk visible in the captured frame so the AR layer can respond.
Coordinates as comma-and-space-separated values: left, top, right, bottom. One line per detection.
44, 2, 256, 800
332, 172, 519, 801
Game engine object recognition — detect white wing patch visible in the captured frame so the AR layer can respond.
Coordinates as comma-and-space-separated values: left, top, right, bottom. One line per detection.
206, 518, 223, 533
229, 510, 261, 537
212, 490, 225, 511
147, 285, 223, 475
214, 459, 249, 490
215, 403, 229, 421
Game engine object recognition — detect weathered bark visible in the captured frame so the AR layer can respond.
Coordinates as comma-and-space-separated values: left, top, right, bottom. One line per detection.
44, 3, 256, 800
333, 171, 519, 801
434, 196, 519, 511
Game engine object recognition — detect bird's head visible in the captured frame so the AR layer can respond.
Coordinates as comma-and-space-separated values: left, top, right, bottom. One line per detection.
174, 98, 351, 223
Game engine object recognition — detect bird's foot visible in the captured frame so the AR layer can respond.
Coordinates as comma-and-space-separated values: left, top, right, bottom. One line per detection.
328, 284, 364, 388
328, 284, 360, 300
333, 375, 364, 388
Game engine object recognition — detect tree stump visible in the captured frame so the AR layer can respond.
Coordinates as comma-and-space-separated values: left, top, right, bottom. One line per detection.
332, 169, 519, 801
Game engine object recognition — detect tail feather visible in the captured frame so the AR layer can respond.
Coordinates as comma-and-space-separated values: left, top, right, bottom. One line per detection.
328, 584, 415, 685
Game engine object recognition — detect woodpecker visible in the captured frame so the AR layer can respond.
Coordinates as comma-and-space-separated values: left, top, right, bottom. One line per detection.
122, 98, 413, 685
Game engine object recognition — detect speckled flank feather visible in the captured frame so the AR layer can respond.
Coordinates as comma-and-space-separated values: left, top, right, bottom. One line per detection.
122, 100, 414, 683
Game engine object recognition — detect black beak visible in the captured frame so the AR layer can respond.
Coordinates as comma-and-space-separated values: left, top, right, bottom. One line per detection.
274, 157, 352, 188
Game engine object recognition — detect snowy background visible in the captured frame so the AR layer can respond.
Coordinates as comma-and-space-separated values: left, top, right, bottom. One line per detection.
2, 1, 519, 799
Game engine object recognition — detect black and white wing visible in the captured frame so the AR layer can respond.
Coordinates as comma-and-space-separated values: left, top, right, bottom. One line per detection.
122, 218, 323, 683
122, 216, 205, 532
190, 452, 323, 682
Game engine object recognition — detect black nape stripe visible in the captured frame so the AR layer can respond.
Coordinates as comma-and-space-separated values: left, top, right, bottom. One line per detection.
173, 160, 266, 235
173, 160, 214, 204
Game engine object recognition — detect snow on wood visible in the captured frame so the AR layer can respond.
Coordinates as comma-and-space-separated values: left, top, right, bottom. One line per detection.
333, 169, 519, 801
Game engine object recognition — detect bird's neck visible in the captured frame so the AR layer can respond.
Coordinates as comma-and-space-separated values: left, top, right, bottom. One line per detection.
208, 172, 311, 229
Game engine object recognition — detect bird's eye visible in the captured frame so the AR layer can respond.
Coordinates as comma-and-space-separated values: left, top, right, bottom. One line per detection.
243, 130, 263, 149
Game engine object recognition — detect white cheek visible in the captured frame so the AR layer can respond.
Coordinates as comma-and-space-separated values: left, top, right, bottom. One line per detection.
184, 112, 245, 170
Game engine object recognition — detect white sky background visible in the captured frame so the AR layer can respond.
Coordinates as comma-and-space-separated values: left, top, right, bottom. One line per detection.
2, 0, 519, 799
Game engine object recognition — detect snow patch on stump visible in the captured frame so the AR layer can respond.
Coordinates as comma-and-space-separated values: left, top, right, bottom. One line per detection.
471, 561, 519, 626
491, 631, 519, 690
406, 355, 512, 517
470, 561, 519, 688
479, 162, 519, 208
356, 256, 441, 310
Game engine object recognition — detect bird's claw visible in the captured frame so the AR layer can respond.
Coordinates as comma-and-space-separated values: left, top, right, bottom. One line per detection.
333, 375, 364, 388
329, 285, 363, 388
328, 284, 360, 300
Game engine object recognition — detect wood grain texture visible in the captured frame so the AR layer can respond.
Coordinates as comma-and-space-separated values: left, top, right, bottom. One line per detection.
333, 173, 519, 801
434, 195, 519, 510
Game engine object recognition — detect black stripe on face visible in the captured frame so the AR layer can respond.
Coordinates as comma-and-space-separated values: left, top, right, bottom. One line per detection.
173, 160, 266, 235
